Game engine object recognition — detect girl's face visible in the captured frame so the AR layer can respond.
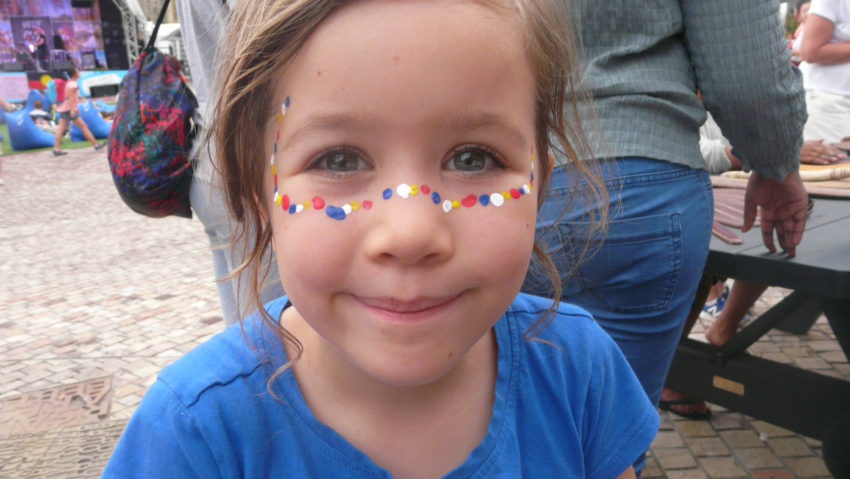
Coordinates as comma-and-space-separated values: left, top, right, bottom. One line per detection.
797, 2, 810, 23
268, 0, 539, 387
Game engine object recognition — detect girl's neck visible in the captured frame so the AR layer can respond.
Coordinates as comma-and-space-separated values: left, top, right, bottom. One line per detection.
281, 307, 498, 478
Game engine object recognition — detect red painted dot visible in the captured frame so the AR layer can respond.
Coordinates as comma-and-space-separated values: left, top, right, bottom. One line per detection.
421, 185, 431, 194
281, 194, 290, 211
362, 200, 373, 210
276, 131, 280, 141
461, 194, 477, 207
510, 189, 521, 199
312, 196, 325, 209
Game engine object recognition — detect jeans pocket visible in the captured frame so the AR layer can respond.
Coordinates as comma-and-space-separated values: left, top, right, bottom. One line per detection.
535, 212, 683, 314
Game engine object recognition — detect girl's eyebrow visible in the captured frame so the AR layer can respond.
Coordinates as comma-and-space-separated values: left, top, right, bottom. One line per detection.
280, 112, 381, 149
279, 110, 526, 149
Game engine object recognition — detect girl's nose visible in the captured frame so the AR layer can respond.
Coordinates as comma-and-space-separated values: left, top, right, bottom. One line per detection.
363, 190, 454, 266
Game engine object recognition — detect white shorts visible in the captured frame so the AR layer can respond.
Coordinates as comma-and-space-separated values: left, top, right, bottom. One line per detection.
803, 89, 850, 144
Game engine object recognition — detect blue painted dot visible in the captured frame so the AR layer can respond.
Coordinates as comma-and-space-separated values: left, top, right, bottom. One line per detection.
285, 96, 291, 108
382, 188, 392, 200
326, 206, 346, 220
273, 144, 277, 153
288, 205, 296, 214
479, 194, 490, 206
431, 192, 441, 204
530, 173, 535, 182
519, 188, 525, 195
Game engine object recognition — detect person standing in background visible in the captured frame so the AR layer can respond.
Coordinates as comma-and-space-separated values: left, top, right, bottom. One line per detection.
52, 66, 105, 156
800, 0, 850, 144
175, 0, 284, 326
524, 0, 809, 442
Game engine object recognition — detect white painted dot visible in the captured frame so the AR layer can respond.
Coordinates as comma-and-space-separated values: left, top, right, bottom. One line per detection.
522, 184, 531, 194
490, 193, 504, 207
442, 200, 453, 213
269, 153, 275, 165
295, 204, 304, 213
273, 191, 279, 203
342, 204, 353, 215
281, 104, 287, 116
397, 183, 411, 199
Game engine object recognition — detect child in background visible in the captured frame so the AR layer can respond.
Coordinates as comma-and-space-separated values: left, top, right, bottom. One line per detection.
28, 100, 55, 134
51, 66, 104, 156
103, 1, 658, 477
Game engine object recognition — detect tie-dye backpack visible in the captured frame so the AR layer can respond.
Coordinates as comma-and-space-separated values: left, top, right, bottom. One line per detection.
107, 0, 198, 218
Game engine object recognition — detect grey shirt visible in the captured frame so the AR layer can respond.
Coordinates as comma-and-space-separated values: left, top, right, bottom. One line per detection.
571, 0, 806, 180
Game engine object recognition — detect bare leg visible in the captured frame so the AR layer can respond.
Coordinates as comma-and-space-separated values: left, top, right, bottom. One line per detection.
53, 117, 69, 151
705, 280, 768, 346
71, 116, 98, 146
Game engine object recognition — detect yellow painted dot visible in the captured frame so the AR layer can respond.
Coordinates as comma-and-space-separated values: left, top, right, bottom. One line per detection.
274, 195, 282, 206
350, 201, 361, 211
502, 191, 510, 200
451, 200, 460, 209
409, 184, 418, 196
270, 165, 277, 176
302, 201, 311, 210
276, 113, 284, 125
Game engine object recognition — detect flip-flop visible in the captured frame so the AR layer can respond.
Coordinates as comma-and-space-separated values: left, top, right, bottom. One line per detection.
659, 397, 712, 420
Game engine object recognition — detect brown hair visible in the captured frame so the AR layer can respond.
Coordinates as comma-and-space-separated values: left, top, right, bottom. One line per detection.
212, 0, 607, 383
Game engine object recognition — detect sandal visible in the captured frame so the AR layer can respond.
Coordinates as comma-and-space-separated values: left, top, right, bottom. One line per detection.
659, 397, 712, 420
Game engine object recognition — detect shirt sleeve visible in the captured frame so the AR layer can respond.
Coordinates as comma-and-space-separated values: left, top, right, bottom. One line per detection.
101, 381, 224, 479
681, 0, 807, 180
808, 0, 838, 23
580, 325, 660, 479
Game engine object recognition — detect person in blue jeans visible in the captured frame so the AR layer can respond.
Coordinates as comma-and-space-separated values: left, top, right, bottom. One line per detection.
525, 0, 810, 438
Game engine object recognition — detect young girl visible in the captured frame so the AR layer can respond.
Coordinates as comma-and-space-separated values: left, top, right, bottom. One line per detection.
103, 1, 658, 477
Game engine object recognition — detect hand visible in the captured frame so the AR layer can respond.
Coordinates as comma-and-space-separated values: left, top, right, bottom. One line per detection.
800, 140, 848, 165
743, 171, 808, 257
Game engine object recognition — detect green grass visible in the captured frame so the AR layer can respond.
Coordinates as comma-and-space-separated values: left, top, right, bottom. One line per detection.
0, 122, 102, 156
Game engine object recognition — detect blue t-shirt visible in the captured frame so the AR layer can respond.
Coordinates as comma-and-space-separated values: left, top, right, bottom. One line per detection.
103, 293, 658, 478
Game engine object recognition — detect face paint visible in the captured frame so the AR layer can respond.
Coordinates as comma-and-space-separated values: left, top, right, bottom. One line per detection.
271, 98, 535, 221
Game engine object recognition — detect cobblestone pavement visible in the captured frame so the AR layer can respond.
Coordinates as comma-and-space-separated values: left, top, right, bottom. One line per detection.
0, 148, 845, 478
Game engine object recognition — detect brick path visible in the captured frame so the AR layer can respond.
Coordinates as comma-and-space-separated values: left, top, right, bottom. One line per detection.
0, 148, 844, 477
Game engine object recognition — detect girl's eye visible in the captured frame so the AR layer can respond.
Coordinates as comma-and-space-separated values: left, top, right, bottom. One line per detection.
445, 146, 504, 173
310, 147, 370, 174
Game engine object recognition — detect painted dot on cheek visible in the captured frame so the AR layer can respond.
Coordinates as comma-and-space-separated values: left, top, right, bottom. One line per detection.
431, 192, 441, 204
326, 206, 346, 220
421, 185, 431, 194
451, 200, 460, 209
409, 184, 419, 196
442, 200, 452, 213
312, 196, 325, 209
490, 193, 504, 207
479, 194, 490, 206
382, 189, 393, 200
281, 194, 290, 211
362, 200, 373, 210
342, 204, 353, 215
397, 184, 411, 199
510, 189, 521, 199
461, 194, 477, 207
289, 204, 297, 214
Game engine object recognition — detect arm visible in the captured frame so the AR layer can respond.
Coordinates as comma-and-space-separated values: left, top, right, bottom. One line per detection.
616, 467, 637, 479
682, 0, 809, 253
800, 14, 850, 65
0, 98, 13, 112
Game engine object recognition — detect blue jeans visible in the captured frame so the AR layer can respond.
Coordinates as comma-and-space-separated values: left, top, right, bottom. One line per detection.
524, 158, 713, 407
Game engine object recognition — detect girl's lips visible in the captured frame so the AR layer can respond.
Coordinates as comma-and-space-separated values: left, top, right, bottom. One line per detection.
353, 293, 464, 316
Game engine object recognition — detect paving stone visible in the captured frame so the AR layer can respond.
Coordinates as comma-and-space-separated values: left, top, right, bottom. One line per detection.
675, 420, 717, 438
794, 357, 832, 370
710, 412, 748, 430
653, 447, 697, 470
787, 456, 831, 477
686, 437, 730, 457
767, 437, 813, 457
698, 456, 747, 478
732, 447, 783, 469
719, 429, 764, 448
666, 469, 708, 479
652, 430, 685, 448
642, 455, 664, 478
751, 421, 795, 439
751, 470, 795, 479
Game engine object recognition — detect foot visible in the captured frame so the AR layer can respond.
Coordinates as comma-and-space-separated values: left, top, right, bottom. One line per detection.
659, 389, 711, 420
94, 142, 106, 151
52, 149, 68, 156
700, 285, 729, 320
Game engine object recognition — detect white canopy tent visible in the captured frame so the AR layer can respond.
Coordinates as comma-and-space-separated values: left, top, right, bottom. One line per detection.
109, 0, 149, 64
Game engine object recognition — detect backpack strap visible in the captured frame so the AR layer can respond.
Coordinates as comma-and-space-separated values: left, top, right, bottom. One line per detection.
144, 0, 171, 52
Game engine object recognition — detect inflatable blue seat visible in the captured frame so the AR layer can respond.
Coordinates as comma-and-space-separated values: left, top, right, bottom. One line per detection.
24, 89, 51, 112
96, 100, 116, 115
70, 100, 111, 141
4, 109, 55, 151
